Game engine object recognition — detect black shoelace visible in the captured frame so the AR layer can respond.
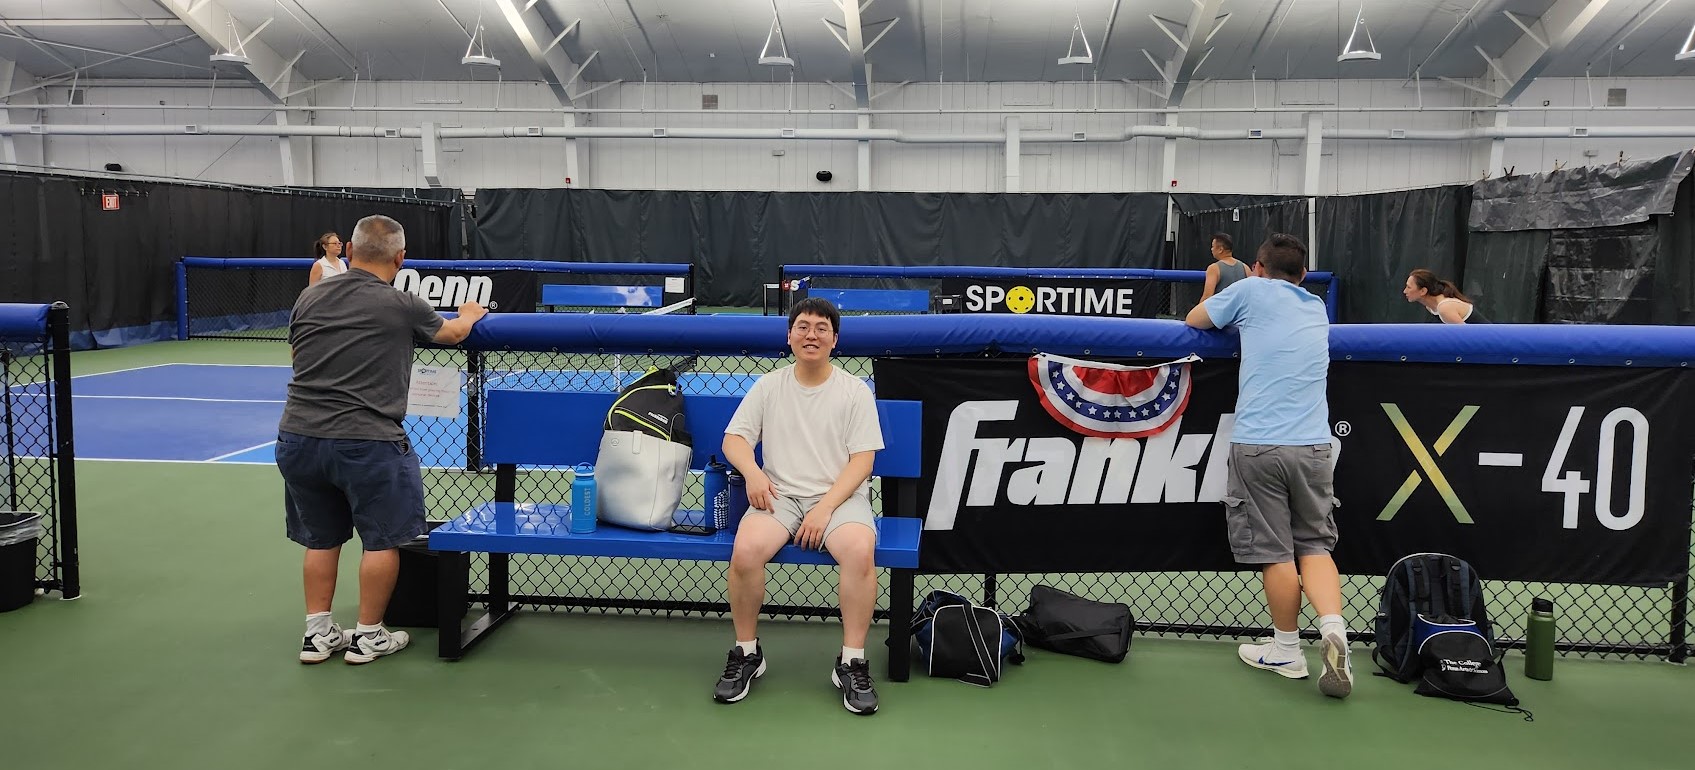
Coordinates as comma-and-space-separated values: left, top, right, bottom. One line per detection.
722, 651, 752, 680
842, 661, 874, 692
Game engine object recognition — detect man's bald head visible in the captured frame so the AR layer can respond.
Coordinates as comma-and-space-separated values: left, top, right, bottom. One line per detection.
348, 215, 406, 265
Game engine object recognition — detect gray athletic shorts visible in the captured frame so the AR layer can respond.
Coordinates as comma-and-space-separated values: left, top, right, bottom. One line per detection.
744, 493, 878, 550
1223, 443, 1338, 564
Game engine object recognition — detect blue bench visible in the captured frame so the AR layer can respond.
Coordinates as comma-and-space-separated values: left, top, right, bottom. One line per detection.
429, 387, 925, 681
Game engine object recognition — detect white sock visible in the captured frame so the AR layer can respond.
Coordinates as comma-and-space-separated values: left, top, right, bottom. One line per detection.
1318, 615, 1347, 640
306, 612, 334, 637
1272, 628, 1301, 655
356, 622, 386, 636
842, 646, 866, 663
736, 639, 758, 656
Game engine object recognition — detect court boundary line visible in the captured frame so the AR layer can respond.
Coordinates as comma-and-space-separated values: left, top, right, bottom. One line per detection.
206, 440, 279, 462
6, 393, 287, 404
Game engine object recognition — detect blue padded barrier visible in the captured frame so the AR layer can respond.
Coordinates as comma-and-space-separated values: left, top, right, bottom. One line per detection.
456, 312, 1695, 368
180, 257, 691, 275
0, 303, 50, 339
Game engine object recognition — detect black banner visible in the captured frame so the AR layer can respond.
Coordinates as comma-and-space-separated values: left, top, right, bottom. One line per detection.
874, 357, 1243, 574
390, 267, 536, 313
1329, 363, 1695, 586
938, 278, 1157, 318
874, 357, 1695, 586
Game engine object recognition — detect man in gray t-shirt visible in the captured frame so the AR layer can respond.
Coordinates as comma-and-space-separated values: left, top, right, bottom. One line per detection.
278, 214, 486, 666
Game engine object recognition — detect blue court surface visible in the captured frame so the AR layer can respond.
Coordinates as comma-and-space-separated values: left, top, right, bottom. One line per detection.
4, 363, 757, 467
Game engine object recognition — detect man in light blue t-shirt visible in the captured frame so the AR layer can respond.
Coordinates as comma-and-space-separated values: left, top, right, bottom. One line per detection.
1185, 233, 1351, 700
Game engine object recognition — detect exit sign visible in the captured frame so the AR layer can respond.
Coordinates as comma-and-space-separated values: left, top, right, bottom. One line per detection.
101, 193, 119, 211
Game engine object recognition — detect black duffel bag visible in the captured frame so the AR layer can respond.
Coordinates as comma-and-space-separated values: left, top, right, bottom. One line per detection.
1012, 585, 1135, 663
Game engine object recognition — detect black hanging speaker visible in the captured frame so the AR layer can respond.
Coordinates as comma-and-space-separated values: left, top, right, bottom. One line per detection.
816, 170, 833, 182
105, 163, 123, 172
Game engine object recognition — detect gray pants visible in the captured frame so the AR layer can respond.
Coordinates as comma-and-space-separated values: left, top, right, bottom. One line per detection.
1223, 443, 1338, 564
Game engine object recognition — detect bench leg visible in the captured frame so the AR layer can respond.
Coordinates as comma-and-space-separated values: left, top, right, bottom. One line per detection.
888, 568, 914, 682
438, 551, 517, 661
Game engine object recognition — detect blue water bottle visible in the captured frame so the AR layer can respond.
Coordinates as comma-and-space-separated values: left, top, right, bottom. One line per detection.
703, 456, 730, 530
570, 463, 597, 534
726, 469, 749, 533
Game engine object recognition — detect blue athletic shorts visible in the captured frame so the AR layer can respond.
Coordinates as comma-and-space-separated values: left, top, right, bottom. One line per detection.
275, 430, 427, 552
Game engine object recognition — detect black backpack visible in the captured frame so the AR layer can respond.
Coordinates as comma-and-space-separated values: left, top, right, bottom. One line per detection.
604, 368, 692, 448
1373, 553, 1492, 683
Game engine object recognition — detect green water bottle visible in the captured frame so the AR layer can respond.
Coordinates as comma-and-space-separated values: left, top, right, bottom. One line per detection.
1524, 597, 1555, 681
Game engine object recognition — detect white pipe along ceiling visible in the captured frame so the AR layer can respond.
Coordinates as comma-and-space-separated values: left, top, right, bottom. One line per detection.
1, 123, 1691, 143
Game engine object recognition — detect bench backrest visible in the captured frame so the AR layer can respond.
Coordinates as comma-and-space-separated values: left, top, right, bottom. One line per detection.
540, 284, 662, 308
483, 388, 922, 478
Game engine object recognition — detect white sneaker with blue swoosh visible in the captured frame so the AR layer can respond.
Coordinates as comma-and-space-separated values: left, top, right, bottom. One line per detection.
1238, 640, 1309, 679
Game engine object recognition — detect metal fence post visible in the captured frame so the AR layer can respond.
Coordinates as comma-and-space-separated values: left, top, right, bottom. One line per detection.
48, 303, 80, 599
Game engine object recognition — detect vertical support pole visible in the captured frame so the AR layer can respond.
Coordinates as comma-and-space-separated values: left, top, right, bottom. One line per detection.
562, 111, 581, 187
1004, 116, 1021, 193
175, 261, 190, 340
982, 573, 998, 608
421, 121, 442, 188
856, 114, 872, 191
1163, 114, 1179, 246
0, 59, 19, 168
1303, 113, 1323, 270
47, 303, 79, 600
275, 110, 312, 187
1488, 111, 1509, 176
464, 349, 484, 473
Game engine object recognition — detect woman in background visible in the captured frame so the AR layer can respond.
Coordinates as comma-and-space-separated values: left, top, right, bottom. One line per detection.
308, 232, 346, 285
1403, 269, 1486, 324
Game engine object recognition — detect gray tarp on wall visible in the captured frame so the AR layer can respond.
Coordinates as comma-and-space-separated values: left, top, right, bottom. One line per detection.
471, 189, 1171, 307
1470, 149, 1694, 232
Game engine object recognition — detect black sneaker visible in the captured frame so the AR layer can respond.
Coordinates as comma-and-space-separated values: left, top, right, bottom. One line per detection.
713, 646, 766, 703
831, 657, 879, 715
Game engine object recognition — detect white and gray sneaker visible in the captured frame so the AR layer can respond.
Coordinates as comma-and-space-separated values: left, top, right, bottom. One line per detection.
1237, 639, 1310, 679
344, 627, 410, 665
300, 624, 351, 664
1317, 631, 1354, 699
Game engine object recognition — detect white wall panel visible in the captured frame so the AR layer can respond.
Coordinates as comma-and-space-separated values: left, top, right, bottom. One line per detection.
19, 77, 1695, 194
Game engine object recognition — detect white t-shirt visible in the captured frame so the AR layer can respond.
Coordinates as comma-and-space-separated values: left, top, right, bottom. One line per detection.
725, 365, 884, 500
316, 256, 347, 278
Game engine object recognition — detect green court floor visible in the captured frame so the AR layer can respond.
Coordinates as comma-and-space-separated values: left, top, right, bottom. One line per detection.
0, 340, 1689, 770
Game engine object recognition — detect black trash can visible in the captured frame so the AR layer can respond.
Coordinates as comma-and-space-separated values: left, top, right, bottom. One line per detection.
0, 511, 43, 613
387, 520, 451, 628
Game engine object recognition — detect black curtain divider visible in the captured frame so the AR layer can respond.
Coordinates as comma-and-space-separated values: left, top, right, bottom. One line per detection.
1316, 185, 1471, 323
470, 189, 1170, 307
1464, 230, 1552, 323
1651, 171, 1695, 325
1172, 197, 1306, 314
0, 172, 453, 345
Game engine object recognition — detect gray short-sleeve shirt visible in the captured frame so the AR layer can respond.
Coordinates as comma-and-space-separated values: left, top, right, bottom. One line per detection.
279, 268, 444, 441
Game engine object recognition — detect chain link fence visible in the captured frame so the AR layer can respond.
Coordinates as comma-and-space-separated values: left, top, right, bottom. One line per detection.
411, 343, 1691, 661
0, 304, 80, 599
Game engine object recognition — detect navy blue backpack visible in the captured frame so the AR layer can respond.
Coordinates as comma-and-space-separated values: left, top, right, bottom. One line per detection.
911, 590, 1023, 687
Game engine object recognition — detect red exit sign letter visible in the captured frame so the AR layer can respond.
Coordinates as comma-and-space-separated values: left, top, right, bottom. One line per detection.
101, 193, 119, 211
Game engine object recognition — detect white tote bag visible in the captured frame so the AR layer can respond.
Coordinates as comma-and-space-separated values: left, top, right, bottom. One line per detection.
595, 429, 691, 530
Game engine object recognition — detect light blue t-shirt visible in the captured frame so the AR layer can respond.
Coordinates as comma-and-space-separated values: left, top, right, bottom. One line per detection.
1202, 276, 1330, 446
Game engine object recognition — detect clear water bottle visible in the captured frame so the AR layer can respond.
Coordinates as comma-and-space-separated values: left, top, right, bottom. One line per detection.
1525, 597, 1555, 681
726, 469, 748, 533
703, 456, 730, 530
570, 463, 597, 534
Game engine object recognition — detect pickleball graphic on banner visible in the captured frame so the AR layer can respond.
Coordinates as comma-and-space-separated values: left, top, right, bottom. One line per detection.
1028, 353, 1197, 438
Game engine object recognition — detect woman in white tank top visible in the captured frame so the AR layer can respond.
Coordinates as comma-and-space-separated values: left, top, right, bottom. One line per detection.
1403, 269, 1487, 324
309, 232, 346, 284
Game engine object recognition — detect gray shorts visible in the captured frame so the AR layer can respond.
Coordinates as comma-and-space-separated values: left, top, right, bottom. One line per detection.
1224, 443, 1338, 564
744, 494, 878, 550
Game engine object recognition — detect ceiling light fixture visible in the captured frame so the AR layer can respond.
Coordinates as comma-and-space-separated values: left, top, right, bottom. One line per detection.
209, 13, 252, 66
462, 13, 501, 67
1338, 5, 1381, 62
1059, 14, 1094, 66
759, 2, 794, 66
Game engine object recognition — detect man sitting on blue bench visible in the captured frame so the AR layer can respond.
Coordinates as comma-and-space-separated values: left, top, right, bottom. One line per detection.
714, 297, 886, 715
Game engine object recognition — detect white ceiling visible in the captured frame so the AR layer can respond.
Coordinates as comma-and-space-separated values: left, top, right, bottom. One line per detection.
0, 0, 1689, 88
